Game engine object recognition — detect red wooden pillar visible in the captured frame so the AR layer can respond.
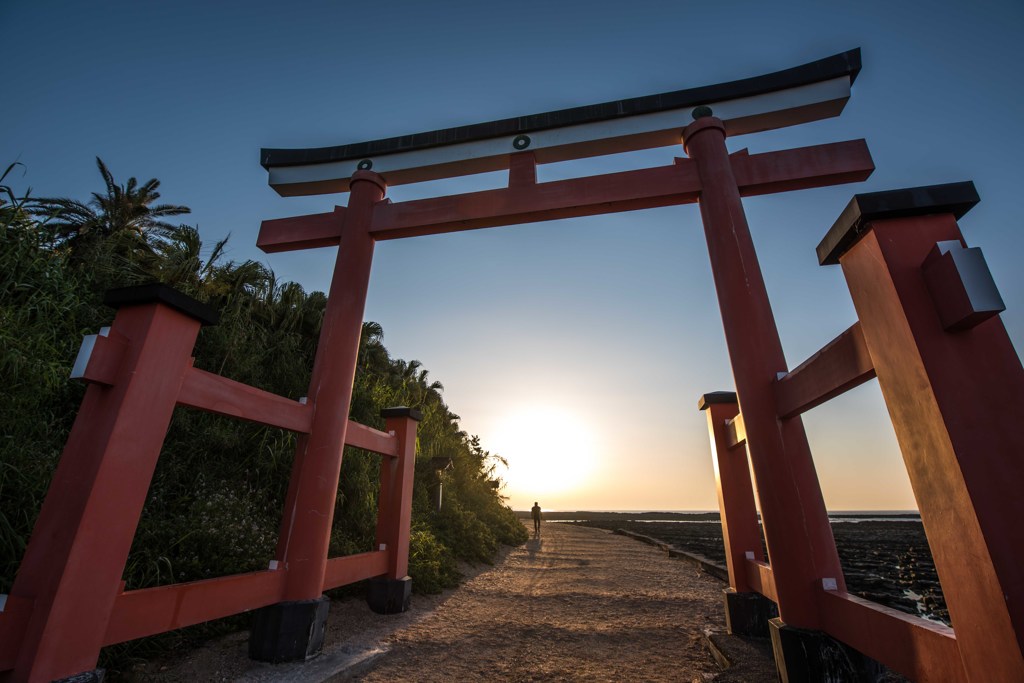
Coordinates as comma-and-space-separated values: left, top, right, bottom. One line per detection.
368, 407, 421, 614
250, 170, 386, 663
700, 393, 763, 592
820, 182, 1024, 680
277, 170, 386, 600
682, 114, 844, 629
699, 392, 775, 636
6, 285, 216, 683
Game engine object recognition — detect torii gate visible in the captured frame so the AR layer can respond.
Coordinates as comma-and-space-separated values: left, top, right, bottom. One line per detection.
2, 48, 1022, 682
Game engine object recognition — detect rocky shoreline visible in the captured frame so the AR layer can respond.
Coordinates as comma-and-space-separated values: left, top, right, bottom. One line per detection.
569, 516, 948, 624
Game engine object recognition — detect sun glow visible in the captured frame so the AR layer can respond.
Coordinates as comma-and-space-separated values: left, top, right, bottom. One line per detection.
490, 406, 599, 501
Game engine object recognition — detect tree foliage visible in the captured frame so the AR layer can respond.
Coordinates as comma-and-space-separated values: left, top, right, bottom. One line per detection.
1, 160, 526, 666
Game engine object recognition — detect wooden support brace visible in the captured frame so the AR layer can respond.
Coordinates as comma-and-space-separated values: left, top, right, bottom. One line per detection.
774, 322, 876, 419
508, 151, 537, 187
745, 559, 778, 603
256, 207, 346, 254
725, 412, 746, 448
177, 366, 313, 433
104, 570, 287, 646
818, 590, 966, 682
345, 420, 400, 458
322, 550, 389, 591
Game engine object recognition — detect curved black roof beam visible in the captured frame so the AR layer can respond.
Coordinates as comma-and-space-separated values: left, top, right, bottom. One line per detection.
263, 48, 861, 196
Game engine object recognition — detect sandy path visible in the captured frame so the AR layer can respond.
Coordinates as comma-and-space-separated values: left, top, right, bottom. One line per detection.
349, 523, 726, 682
139, 523, 729, 682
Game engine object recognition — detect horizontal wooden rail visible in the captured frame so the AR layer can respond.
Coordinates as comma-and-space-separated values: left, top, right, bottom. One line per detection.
730, 141, 873, 197
819, 589, 966, 682
257, 207, 346, 254
103, 569, 287, 646
774, 322, 876, 419
369, 160, 702, 240
369, 140, 872, 240
322, 550, 389, 590
345, 420, 399, 458
737, 559, 966, 681
177, 366, 312, 433
745, 559, 778, 603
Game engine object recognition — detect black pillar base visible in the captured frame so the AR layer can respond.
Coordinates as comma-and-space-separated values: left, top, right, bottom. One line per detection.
54, 669, 105, 683
367, 576, 412, 614
248, 595, 330, 663
769, 617, 902, 682
724, 588, 777, 637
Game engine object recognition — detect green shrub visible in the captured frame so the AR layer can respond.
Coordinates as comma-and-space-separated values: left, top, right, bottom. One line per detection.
407, 523, 459, 594
432, 502, 498, 565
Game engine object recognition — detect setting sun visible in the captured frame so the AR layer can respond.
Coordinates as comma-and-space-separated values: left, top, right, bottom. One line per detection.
490, 406, 599, 502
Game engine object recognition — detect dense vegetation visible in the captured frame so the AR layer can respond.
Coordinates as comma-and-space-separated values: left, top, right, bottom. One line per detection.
0, 159, 526, 664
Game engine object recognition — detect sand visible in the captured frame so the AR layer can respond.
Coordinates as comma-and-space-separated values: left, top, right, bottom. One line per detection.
138, 522, 730, 682
349, 522, 726, 681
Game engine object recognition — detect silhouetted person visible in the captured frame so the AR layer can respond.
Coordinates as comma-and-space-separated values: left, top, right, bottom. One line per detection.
531, 501, 542, 536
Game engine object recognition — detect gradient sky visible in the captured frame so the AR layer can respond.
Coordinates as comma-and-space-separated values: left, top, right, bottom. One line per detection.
4, 1, 1022, 511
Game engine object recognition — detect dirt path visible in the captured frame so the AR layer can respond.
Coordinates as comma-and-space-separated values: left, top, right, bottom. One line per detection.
349, 523, 726, 682
140, 523, 729, 681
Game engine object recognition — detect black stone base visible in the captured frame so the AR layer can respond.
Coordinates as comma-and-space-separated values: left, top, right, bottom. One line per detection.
248, 595, 330, 663
769, 618, 904, 682
367, 576, 412, 614
723, 588, 777, 637
54, 669, 105, 683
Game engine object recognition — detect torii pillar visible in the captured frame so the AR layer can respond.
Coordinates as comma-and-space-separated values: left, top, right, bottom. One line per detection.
683, 111, 857, 674
249, 170, 389, 662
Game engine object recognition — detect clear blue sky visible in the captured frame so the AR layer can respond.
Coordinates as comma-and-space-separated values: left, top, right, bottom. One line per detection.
4, 0, 1022, 510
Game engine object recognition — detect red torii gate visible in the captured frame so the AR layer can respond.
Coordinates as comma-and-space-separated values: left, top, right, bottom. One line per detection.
2, 48, 1021, 682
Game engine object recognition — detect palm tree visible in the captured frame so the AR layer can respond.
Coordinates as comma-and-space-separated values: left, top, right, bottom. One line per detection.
29, 158, 193, 292
34, 157, 190, 245
156, 224, 229, 295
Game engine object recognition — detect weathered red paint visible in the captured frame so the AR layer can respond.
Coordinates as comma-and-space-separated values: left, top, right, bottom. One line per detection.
275, 171, 386, 602
6, 301, 203, 682
683, 116, 844, 627
838, 213, 1024, 680
703, 399, 763, 593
